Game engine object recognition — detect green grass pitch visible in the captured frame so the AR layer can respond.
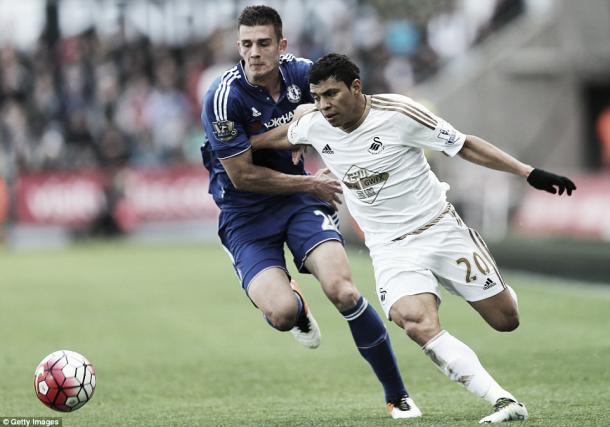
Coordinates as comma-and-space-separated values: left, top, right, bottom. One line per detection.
1, 241, 608, 426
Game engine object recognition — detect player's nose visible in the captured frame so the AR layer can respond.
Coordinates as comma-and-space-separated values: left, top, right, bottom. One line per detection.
318, 98, 330, 110
250, 44, 261, 56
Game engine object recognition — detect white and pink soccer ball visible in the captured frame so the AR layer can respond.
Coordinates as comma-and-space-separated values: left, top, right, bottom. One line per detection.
34, 350, 96, 412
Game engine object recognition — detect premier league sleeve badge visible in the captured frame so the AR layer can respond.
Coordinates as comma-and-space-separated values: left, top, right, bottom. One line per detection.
212, 120, 238, 142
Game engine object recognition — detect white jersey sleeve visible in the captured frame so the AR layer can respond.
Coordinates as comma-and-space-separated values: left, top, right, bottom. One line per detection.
287, 112, 316, 146
374, 94, 466, 157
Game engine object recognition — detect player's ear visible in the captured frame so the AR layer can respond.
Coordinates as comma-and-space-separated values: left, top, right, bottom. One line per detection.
237, 41, 247, 61
279, 38, 287, 54
236, 26, 243, 50
351, 79, 362, 95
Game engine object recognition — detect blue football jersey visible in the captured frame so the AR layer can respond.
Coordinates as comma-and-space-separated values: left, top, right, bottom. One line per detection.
201, 54, 314, 213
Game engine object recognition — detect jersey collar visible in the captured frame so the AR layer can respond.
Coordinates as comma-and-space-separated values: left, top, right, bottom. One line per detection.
342, 95, 372, 134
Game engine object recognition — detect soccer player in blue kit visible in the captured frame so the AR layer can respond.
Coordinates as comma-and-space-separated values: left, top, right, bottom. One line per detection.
201, 5, 421, 419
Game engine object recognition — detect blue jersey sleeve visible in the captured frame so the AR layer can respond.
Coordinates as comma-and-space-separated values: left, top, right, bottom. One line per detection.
201, 77, 250, 160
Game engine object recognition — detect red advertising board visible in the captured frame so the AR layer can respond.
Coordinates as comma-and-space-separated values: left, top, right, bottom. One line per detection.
14, 166, 219, 228
15, 170, 106, 226
514, 173, 610, 240
122, 166, 218, 222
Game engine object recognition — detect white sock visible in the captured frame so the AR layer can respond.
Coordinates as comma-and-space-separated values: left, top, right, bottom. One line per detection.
422, 330, 516, 405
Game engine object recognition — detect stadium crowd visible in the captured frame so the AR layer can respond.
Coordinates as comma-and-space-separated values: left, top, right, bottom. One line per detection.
0, 0, 523, 182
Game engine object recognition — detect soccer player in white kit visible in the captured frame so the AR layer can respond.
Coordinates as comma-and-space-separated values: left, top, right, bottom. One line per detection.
252, 53, 576, 424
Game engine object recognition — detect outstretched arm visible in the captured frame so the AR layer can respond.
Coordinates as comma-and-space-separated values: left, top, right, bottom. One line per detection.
458, 135, 533, 177
459, 135, 576, 195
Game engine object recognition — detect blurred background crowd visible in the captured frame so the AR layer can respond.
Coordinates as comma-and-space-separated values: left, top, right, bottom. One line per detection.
0, 0, 524, 180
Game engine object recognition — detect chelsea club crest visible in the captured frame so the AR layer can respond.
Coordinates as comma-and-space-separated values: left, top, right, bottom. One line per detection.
286, 84, 302, 103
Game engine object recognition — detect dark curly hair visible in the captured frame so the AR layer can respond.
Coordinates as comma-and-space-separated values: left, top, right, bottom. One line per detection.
309, 53, 360, 88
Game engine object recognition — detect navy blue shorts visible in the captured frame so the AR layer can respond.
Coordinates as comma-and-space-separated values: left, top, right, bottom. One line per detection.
218, 194, 343, 292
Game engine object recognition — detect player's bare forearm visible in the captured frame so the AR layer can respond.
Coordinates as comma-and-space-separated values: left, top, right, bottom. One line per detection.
458, 135, 533, 178
219, 150, 342, 206
459, 135, 576, 196
222, 151, 311, 193
249, 125, 292, 150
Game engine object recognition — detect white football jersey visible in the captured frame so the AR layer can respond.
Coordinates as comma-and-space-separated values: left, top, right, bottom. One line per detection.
288, 94, 466, 248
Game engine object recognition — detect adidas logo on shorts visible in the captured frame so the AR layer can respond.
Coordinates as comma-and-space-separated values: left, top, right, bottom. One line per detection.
483, 278, 497, 290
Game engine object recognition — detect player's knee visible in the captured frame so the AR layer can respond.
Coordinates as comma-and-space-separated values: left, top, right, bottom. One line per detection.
266, 312, 296, 331
324, 278, 360, 312
264, 305, 298, 332
493, 310, 520, 332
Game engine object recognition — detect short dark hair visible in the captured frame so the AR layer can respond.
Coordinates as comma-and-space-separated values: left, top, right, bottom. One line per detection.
238, 5, 283, 41
309, 54, 360, 88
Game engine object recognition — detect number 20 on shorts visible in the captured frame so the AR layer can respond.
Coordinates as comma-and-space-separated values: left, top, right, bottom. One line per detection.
456, 252, 491, 283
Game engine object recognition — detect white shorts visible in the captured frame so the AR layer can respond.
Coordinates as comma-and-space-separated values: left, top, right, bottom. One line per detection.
370, 204, 508, 319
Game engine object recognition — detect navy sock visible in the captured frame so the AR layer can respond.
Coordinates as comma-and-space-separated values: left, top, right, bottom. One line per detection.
341, 296, 407, 402
264, 290, 304, 330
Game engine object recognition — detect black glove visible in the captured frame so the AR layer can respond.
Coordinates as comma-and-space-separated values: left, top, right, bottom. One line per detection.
526, 168, 576, 196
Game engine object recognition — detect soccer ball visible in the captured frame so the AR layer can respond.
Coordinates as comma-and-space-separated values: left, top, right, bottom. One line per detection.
34, 350, 96, 412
